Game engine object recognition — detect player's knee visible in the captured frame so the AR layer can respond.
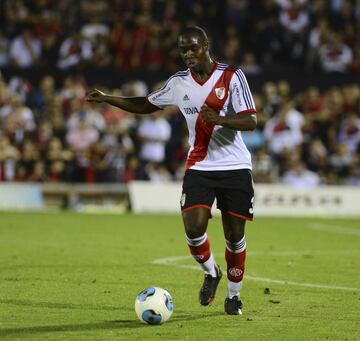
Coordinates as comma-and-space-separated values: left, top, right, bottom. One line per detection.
184, 218, 207, 238
182, 211, 209, 238
185, 225, 204, 239
224, 226, 245, 242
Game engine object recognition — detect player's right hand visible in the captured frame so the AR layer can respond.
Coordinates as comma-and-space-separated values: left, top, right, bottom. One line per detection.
86, 88, 106, 102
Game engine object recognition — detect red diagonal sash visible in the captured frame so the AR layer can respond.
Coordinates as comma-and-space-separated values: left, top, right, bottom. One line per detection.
186, 67, 235, 169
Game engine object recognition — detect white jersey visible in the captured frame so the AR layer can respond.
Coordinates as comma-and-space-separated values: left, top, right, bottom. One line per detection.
147, 62, 256, 171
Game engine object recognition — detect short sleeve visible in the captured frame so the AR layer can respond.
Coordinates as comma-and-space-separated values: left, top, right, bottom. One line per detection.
147, 76, 176, 109
230, 69, 256, 115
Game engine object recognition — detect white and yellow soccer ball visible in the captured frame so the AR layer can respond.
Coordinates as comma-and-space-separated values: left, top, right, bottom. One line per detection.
135, 287, 174, 325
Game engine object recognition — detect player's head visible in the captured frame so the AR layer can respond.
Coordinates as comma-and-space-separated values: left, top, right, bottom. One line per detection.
178, 26, 211, 71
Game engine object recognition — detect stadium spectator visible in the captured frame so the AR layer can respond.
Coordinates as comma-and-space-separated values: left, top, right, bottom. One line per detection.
306, 18, 330, 71
0, 29, 9, 67
279, 0, 309, 63
100, 122, 134, 182
0, 0, 359, 187
329, 143, 352, 177
122, 155, 145, 183
66, 101, 106, 133
80, 16, 110, 39
282, 161, 320, 187
306, 138, 328, 173
318, 32, 353, 73
352, 45, 360, 75
19, 139, 40, 178
0, 135, 19, 181
0, 0, 359, 74
262, 82, 282, 117
57, 32, 93, 70
239, 52, 262, 75
27, 75, 56, 115
28, 160, 47, 182
66, 118, 99, 152
251, 147, 274, 183
264, 98, 304, 157
9, 28, 42, 68
0, 93, 36, 144
344, 157, 360, 186
338, 113, 360, 155
137, 112, 171, 165
146, 163, 173, 182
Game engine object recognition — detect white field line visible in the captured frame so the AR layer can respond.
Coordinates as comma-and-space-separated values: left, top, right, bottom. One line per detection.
152, 253, 360, 292
307, 223, 360, 236
249, 250, 360, 256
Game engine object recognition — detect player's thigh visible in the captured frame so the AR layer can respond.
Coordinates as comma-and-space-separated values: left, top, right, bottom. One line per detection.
182, 208, 211, 238
180, 169, 215, 237
215, 169, 254, 223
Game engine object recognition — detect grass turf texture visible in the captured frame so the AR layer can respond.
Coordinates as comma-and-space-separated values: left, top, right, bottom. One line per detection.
0, 212, 359, 341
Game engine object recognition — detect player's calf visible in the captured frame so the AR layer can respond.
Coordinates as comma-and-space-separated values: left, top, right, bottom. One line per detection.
186, 233, 222, 305
224, 237, 246, 313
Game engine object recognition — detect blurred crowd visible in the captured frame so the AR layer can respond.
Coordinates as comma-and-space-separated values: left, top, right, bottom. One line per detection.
0, 0, 360, 74
0, 73, 359, 187
0, 0, 360, 187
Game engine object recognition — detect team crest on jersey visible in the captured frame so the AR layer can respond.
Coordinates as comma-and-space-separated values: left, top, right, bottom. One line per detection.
215, 87, 226, 100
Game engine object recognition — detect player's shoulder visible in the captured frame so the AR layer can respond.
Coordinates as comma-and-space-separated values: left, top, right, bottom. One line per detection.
170, 69, 190, 79
216, 62, 238, 71
164, 69, 190, 87
216, 62, 244, 76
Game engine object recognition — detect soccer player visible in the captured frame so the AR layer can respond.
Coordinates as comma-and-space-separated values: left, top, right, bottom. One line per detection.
86, 26, 257, 315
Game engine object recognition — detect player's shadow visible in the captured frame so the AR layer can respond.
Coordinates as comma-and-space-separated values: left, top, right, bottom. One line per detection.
0, 313, 224, 337
168, 310, 225, 323
0, 320, 144, 337
0, 298, 131, 312
0, 301, 224, 337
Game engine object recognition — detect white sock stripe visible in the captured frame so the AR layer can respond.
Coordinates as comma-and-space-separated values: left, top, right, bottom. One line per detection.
186, 233, 207, 246
226, 245, 246, 253
226, 238, 246, 253
226, 236, 245, 247
226, 238, 246, 249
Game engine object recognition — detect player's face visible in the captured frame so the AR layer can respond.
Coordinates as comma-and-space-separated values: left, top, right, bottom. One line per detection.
178, 35, 208, 71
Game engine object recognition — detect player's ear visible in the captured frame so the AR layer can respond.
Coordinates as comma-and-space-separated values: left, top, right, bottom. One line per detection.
202, 40, 209, 51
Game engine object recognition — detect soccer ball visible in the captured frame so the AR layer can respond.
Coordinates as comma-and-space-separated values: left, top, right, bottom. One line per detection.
135, 287, 174, 325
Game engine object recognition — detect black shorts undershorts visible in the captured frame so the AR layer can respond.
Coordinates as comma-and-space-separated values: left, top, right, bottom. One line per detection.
180, 168, 254, 221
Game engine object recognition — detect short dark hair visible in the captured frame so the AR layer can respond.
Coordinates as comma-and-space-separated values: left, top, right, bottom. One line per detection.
179, 26, 208, 43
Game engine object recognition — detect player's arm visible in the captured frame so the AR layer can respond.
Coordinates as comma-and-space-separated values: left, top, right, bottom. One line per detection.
201, 68, 258, 130
86, 88, 158, 114
201, 105, 257, 131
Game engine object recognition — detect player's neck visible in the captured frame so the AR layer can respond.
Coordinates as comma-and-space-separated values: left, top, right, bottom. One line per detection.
191, 59, 215, 82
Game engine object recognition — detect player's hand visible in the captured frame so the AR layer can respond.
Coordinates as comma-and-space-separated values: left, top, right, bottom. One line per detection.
85, 88, 107, 103
200, 104, 220, 125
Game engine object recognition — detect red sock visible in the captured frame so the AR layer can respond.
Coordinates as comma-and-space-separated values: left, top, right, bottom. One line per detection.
225, 248, 246, 282
225, 237, 246, 283
186, 233, 217, 277
186, 234, 211, 263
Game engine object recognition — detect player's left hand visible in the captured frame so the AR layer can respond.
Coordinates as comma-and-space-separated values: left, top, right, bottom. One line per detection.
200, 104, 220, 125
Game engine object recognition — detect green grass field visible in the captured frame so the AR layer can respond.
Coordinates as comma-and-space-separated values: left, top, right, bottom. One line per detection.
0, 212, 359, 340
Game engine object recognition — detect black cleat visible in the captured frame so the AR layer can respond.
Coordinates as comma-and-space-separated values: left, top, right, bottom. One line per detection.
199, 265, 222, 306
224, 296, 243, 315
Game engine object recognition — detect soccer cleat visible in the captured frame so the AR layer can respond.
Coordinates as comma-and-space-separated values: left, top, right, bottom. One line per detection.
199, 264, 222, 306
224, 296, 243, 315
